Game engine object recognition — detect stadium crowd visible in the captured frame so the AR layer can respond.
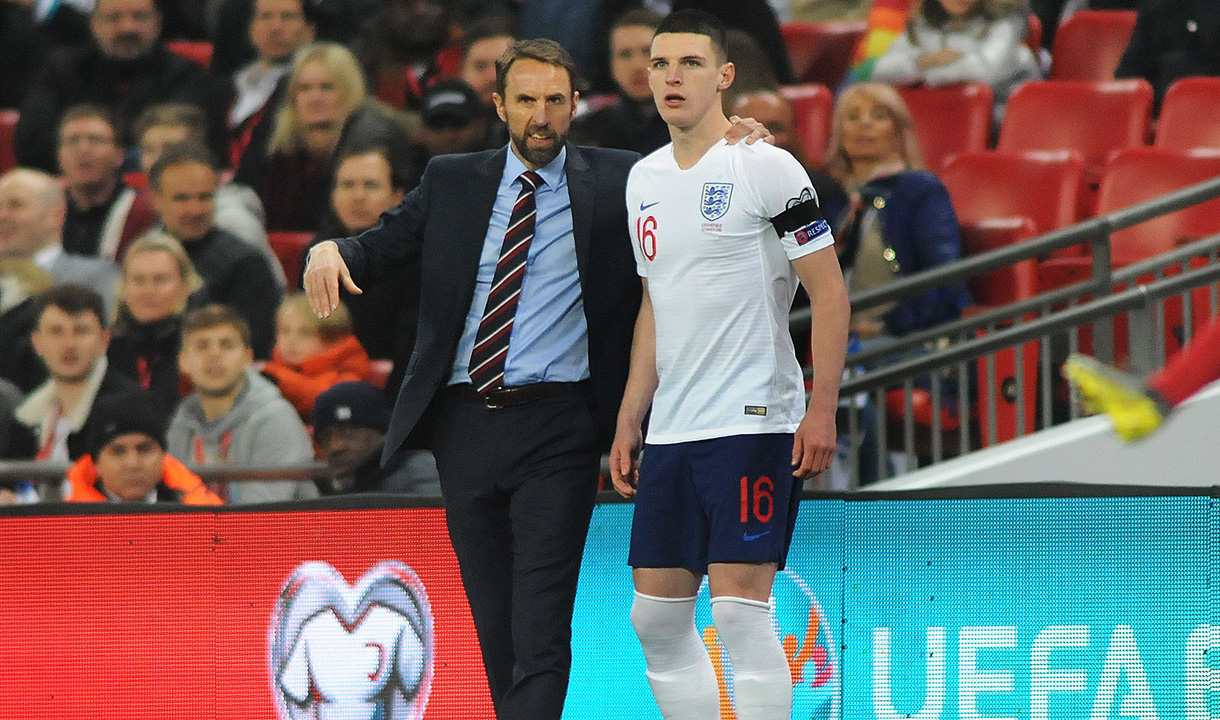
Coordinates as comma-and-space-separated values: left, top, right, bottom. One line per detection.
0, 0, 1217, 504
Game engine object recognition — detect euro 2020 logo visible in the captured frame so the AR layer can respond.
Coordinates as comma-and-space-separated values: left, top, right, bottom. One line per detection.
696, 568, 839, 719
269, 561, 434, 720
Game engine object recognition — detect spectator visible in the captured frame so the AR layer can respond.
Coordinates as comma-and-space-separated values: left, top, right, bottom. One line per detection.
133, 103, 284, 287
14, 0, 215, 173
872, 0, 1040, 125
351, 0, 462, 112
459, 13, 515, 150
0, 258, 53, 395
849, 0, 915, 81
415, 79, 492, 162
310, 144, 418, 394
1115, 0, 1220, 114
569, 8, 670, 155
824, 83, 970, 342
209, 0, 379, 80
106, 232, 203, 410
262, 293, 372, 420
149, 142, 282, 358
311, 381, 439, 495
0, 167, 120, 313
7, 285, 139, 480
64, 389, 222, 504
224, 0, 317, 168
235, 42, 413, 232
167, 304, 318, 503
57, 105, 157, 260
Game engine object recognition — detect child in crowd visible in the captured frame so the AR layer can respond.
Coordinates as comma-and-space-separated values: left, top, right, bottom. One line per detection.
262, 293, 372, 420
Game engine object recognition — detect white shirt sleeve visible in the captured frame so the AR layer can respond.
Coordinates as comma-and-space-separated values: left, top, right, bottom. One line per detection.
739, 145, 834, 261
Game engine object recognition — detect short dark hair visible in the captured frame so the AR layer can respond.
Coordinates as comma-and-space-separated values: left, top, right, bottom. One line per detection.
495, 38, 583, 99
611, 7, 665, 33
182, 304, 251, 348
133, 103, 207, 145
461, 13, 516, 62
334, 143, 411, 191
148, 142, 217, 192
58, 104, 119, 144
34, 284, 108, 329
653, 9, 729, 64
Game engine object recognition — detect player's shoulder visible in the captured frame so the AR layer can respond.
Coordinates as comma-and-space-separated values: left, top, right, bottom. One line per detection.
627, 144, 675, 182
726, 138, 799, 166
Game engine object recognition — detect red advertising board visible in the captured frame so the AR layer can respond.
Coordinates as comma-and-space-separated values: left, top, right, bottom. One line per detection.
0, 505, 494, 719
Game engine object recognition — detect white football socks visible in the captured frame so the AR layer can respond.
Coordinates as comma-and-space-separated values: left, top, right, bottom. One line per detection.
710, 596, 793, 720
630, 591, 720, 720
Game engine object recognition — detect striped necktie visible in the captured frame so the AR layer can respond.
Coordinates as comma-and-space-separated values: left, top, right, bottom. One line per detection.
468, 170, 543, 393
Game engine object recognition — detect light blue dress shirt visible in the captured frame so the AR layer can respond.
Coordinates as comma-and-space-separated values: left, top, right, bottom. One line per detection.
448, 146, 590, 386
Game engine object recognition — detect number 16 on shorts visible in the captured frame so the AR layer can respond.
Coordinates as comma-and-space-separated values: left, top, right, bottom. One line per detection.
740, 476, 774, 525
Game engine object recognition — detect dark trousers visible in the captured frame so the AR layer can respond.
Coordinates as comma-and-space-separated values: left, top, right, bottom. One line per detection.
430, 385, 600, 720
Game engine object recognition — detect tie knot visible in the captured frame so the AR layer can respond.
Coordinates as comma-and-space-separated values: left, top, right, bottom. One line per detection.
519, 171, 543, 191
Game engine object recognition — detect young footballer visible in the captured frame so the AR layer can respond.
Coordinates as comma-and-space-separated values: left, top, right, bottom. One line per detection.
609, 10, 850, 720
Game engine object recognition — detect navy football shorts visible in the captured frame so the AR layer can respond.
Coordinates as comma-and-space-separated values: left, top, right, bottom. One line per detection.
628, 433, 803, 574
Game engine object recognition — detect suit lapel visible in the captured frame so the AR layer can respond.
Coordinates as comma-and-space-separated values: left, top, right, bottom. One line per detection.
449, 149, 507, 307
565, 145, 594, 286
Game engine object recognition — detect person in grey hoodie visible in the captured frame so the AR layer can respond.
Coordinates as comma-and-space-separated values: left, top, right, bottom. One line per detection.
167, 304, 318, 503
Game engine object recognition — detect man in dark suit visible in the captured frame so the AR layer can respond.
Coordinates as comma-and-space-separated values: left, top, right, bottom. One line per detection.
305, 38, 767, 719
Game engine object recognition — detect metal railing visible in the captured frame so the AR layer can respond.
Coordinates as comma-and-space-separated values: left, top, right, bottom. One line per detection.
797, 174, 1220, 487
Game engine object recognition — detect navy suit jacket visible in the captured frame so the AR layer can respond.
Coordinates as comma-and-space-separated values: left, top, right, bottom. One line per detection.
333, 144, 642, 462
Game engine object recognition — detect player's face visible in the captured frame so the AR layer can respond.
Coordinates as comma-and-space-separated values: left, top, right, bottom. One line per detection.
179, 324, 252, 398
648, 33, 734, 131
838, 93, 902, 165
123, 249, 188, 323
494, 58, 578, 169
152, 161, 217, 243
462, 35, 513, 109
31, 307, 109, 384
332, 152, 404, 233
611, 24, 655, 102
95, 433, 165, 501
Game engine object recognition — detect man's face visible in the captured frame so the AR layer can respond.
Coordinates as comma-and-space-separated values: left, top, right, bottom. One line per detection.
58, 117, 124, 189
138, 124, 191, 173
152, 161, 217, 243
95, 433, 164, 501
178, 324, 252, 398
733, 93, 798, 154
386, 0, 447, 49
461, 35, 513, 109
331, 152, 403, 233
648, 32, 733, 130
91, 0, 161, 60
123, 248, 188, 324
31, 306, 109, 384
611, 24, 655, 102
316, 423, 384, 477
250, 0, 314, 64
420, 116, 487, 158
493, 58, 577, 169
0, 178, 58, 257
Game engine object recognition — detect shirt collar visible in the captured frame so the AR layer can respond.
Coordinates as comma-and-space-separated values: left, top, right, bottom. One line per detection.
503, 144, 566, 191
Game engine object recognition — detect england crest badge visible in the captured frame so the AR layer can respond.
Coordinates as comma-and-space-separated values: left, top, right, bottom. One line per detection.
701, 182, 733, 221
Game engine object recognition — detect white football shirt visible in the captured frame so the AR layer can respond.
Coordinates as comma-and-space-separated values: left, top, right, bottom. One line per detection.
626, 139, 834, 444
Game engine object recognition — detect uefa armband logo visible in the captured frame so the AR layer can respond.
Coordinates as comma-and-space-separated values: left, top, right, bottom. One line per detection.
794, 220, 830, 246
696, 568, 839, 719
269, 561, 434, 720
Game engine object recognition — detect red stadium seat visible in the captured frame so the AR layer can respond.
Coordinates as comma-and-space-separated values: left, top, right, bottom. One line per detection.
897, 83, 993, 171
998, 80, 1152, 218
0, 110, 17, 174
1155, 77, 1220, 151
941, 149, 1083, 255
1048, 10, 1136, 81
1025, 13, 1042, 54
961, 217, 1040, 307
780, 20, 865, 89
268, 231, 314, 291
167, 40, 214, 69
779, 83, 833, 166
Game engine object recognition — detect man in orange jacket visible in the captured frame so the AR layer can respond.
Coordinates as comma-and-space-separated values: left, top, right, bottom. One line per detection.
65, 390, 221, 505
